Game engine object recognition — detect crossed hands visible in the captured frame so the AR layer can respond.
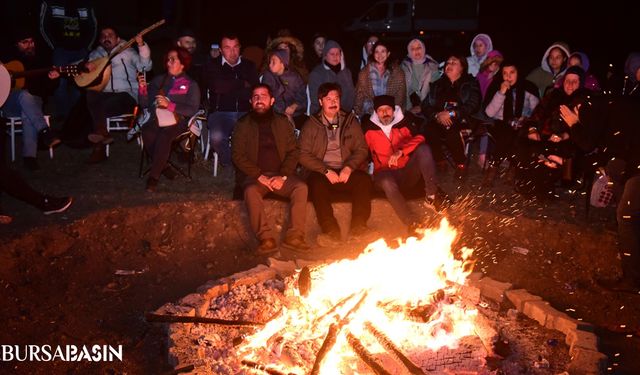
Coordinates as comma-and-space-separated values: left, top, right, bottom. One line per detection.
325, 166, 352, 184
258, 175, 287, 191
388, 150, 403, 168
559, 104, 581, 127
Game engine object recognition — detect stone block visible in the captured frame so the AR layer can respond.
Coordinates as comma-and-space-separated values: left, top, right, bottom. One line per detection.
466, 272, 484, 283
567, 348, 607, 375
522, 300, 554, 326
505, 289, 542, 311
475, 277, 512, 303
180, 293, 209, 317
459, 284, 481, 306
566, 329, 599, 355
267, 257, 297, 276
196, 281, 229, 300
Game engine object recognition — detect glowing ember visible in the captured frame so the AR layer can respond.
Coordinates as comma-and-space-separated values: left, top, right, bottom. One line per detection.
237, 219, 479, 374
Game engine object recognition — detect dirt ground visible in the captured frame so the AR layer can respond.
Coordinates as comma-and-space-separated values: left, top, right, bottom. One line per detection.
1, 136, 639, 374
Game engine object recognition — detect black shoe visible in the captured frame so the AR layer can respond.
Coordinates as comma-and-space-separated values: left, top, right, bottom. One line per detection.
283, 235, 311, 252
88, 145, 106, 164
39, 128, 61, 148
145, 177, 159, 192
23, 157, 40, 171
162, 165, 179, 180
40, 196, 73, 215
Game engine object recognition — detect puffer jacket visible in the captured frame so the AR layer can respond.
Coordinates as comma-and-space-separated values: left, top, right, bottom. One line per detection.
421, 73, 482, 124
362, 106, 425, 172
88, 40, 152, 100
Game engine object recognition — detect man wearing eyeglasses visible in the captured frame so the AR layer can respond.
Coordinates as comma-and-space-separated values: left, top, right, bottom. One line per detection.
1, 30, 61, 171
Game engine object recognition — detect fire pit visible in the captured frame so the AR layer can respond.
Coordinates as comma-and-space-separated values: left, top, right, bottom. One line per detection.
152, 219, 604, 374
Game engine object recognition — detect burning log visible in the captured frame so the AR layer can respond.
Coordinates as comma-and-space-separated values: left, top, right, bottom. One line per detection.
240, 359, 298, 375
145, 312, 264, 327
312, 292, 357, 325
345, 331, 392, 375
297, 266, 311, 297
364, 322, 426, 375
310, 291, 369, 375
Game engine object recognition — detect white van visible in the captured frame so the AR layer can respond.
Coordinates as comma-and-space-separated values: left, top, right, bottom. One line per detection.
345, 0, 479, 34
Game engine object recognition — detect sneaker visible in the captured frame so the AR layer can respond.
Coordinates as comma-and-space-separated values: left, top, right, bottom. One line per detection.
88, 133, 114, 145
23, 157, 40, 171
39, 128, 61, 148
282, 235, 311, 252
126, 125, 141, 142
40, 196, 73, 215
145, 177, 159, 192
162, 165, 179, 180
256, 238, 278, 255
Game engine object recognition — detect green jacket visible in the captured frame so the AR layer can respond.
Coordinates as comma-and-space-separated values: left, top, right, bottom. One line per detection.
231, 112, 299, 178
298, 111, 369, 175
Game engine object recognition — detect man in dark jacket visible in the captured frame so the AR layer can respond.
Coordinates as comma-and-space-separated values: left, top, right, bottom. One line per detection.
232, 84, 310, 255
0, 30, 61, 170
421, 55, 481, 181
299, 82, 372, 244
204, 34, 259, 168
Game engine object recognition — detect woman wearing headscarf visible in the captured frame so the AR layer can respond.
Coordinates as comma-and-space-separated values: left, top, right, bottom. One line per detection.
400, 38, 441, 115
466, 33, 493, 77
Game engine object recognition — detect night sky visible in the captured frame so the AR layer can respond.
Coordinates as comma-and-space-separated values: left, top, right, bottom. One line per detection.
1, 0, 637, 83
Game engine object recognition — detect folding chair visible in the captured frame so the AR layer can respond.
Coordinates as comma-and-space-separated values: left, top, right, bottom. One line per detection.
139, 110, 206, 179
5, 115, 54, 161
105, 113, 143, 156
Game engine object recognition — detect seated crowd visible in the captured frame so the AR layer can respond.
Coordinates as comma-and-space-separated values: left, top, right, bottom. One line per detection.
1, 25, 638, 291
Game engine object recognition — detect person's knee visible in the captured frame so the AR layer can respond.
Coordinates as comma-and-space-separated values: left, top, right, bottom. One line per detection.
244, 184, 261, 200
376, 174, 397, 192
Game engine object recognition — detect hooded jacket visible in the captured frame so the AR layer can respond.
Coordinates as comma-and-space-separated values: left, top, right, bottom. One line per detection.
88, 40, 152, 100
307, 40, 355, 114
526, 42, 570, 97
466, 33, 493, 77
261, 52, 307, 118
362, 106, 425, 171
553, 52, 601, 93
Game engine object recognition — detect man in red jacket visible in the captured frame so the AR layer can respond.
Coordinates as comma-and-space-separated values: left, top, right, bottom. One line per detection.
363, 95, 451, 234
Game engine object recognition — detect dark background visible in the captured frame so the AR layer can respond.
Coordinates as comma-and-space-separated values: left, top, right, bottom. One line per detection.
1, 0, 638, 87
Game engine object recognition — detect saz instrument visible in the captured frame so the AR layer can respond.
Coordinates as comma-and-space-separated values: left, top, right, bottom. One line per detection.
74, 19, 165, 90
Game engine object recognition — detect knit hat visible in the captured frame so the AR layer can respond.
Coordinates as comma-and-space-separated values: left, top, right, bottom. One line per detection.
564, 66, 585, 86
322, 40, 342, 57
373, 95, 395, 111
271, 49, 290, 69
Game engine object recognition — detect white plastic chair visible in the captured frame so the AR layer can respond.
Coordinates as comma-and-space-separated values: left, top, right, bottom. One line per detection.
105, 113, 139, 156
5, 115, 54, 161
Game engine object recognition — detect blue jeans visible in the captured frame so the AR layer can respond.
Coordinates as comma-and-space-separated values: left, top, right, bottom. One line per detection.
374, 144, 438, 225
2, 90, 49, 158
52, 48, 87, 119
617, 175, 640, 283
208, 111, 245, 167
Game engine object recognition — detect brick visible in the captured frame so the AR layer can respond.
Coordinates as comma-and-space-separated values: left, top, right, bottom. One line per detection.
459, 284, 481, 305
475, 277, 512, 303
180, 293, 209, 317
567, 348, 607, 375
522, 300, 554, 326
566, 329, 599, 355
196, 281, 229, 300
267, 258, 297, 276
544, 308, 571, 331
505, 289, 542, 311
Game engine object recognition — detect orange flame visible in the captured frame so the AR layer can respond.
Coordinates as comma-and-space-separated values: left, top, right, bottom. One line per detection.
238, 218, 477, 374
